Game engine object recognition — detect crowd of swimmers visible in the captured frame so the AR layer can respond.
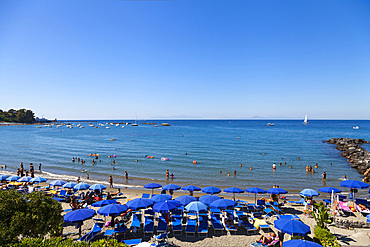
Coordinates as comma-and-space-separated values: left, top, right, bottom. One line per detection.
16, 162, 42, 178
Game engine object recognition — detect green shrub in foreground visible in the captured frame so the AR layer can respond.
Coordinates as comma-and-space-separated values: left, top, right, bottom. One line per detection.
314, 226, 340, 247
14, 237, 128, 247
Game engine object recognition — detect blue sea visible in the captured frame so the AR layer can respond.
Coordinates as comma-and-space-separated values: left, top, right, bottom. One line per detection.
0, 120, 369, 197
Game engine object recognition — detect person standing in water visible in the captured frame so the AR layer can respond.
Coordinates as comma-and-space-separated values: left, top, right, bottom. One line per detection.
109, 176, 113, 188
125, 170, 128, 180
322, 172, 326, 180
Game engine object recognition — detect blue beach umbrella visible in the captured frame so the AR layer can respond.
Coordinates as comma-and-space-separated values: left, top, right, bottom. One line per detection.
199, 195, 221, 206
50, 180, 67, 187
125, 198, 154, 210
64, 208, 96, 223
210, 199, 237, 209
185, 201, 208, 212
30, 177, 47, 183
224, 187, 244, 200
340, 179, 369, 203
299, 189, 320, 197
89, 184, 106, 191
274, 218, 311, 236
340, 180, 369, 189
92, 200, 118, 207
245, 187, 266, 204
0, 175, 9, 180
182, 185, 201, 192
153, 200, 181, 213
63, 182, 77, 189
175, 195, 197, 206
201, 186, 221, 195
367, 214, 370, 223
318, 187, 342, 194
266, 188, 288, 194
151, 194, 172, 203
144, 183, 162, 195
162, 184, 181, 191
97, 204, 128, 216
6, 176, 20, 182
283, 240, 323, 247
17, 176, 32, 182
64, 208, 96, 237
74, 182, 90, 190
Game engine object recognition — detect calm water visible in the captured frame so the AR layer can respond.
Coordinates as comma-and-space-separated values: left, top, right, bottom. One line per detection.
0, 120, 369, 196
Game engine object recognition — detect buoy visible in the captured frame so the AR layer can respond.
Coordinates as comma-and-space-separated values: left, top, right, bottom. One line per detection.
110, 139, 116, 141
193, 160, 197, 164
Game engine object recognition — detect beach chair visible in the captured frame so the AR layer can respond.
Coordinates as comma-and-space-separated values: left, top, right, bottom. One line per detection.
256, 199, 266, 210
152, 232, 169, 247
338, 201, 355, 216
130, 213, 141, 233
143, 216, 154, 237
185, 218, 197, 237
122, 239, 141, 246
210, 214, 224, 234
222, 216, 237, 235
142, 193, 150, 199
253, 218, 271, 231
287, 198, 305, 206
356, 204, 370, 216
157, 216, 168, 234
264, 208, 277, 218
239, 218, 258, 235
171, 217, 183, 235
338, 195, 347, 201
197, 216, 208, 237
270, 205, 281, 213
113, 224, 127, 238
103, 229, 115, 238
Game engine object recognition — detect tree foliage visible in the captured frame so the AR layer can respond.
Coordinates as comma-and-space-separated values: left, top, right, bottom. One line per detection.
14, 237, 128, 247
314, 226, 340, 247
313, 202, 332, 228
0, 108, 35, 123
0, 190, 63, 246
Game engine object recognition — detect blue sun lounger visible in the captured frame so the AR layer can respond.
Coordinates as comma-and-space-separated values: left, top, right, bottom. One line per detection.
185, 218, 197, 237
172, 217, 183, 235
123, 239, 142, 246
157, 216, 168, 234
197, 216, 208, 237
78, 222, 103, 242
210, 214, 224, 234
143, 217, 154, 237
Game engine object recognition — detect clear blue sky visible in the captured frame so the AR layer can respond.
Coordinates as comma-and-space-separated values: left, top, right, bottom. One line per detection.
1, 0, 369, 120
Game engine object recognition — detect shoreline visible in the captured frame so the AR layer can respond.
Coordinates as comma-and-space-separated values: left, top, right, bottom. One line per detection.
1, 168, 365, 200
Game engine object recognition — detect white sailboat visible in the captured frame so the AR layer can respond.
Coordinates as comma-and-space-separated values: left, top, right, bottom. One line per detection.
303, 115, 309, 124
132, 113, 138, 126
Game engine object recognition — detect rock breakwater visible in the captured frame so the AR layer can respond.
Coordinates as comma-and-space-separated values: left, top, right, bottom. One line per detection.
325, 137, 370, 182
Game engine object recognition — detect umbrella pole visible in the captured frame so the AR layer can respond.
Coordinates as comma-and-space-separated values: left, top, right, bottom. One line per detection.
255, 194, 257, 204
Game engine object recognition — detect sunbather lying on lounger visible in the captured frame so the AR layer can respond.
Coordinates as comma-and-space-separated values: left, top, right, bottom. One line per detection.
256, 232, 277, 245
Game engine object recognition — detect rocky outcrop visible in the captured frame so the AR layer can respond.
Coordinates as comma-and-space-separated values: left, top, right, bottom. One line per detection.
325, 138, 370, 182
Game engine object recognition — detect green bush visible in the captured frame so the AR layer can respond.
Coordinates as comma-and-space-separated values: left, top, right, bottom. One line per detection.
0, 189, 63, 246
14, 237, 127, 247
314, 226, 340, 247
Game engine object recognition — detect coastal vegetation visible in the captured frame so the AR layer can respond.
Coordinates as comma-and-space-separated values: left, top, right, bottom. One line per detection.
0, 108, 36, 123
313, 202, 340, 247
0, 190, 63, 246
14, 238, 128, 247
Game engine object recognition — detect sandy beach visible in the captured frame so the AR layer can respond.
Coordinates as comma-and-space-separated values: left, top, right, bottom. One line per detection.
57, 185, 370, 246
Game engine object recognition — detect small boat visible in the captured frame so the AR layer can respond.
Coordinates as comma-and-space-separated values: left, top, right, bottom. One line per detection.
161, 123, 171, 126
303, 115, 309, 125
132, 113, 138, 126
122, 126, 125, 128
353, 126, 360, 130
106, 127, 111, 129
154, 125, 158, 127
110, 139, 116, 141
267, 123, 274, 126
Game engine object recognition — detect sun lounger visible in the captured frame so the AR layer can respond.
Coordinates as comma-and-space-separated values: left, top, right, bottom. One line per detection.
210, 214, 224, 234
123, 239, 142, 246
197, 216, 208, 237
172, 217, 183, 235
104, 229, 115, 238
356, 205, 370, 216
338, 195, 347, 201
143, 216, 154, 237
240, 218, 258, 234
277, 214, 299, 220
152, 232, 169, 247
157, 216, 168, 234
264, 208, 277, 218
287, 198, 305, 205
338, 201, 355, 216
185, 218, 197, 237
270, 205, 281, 213
130, 214, 141, 229
253, 218, 270, 231
142, 193, 150, 199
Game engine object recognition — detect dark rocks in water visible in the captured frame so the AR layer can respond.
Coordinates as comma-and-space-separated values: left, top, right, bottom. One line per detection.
325, 137, 370, 182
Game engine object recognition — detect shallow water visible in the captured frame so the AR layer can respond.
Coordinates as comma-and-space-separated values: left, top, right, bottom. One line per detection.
0, 120, 369, 196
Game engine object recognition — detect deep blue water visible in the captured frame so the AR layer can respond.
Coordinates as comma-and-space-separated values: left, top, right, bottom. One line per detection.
0, 120, 369, 195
